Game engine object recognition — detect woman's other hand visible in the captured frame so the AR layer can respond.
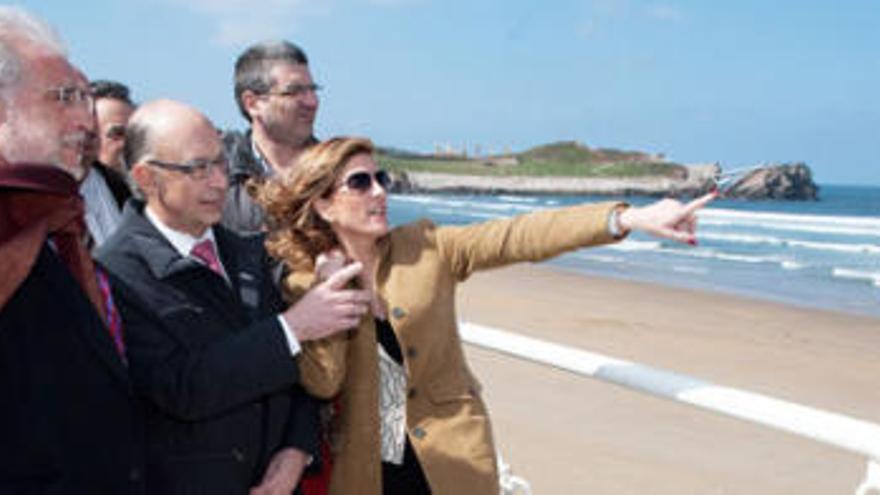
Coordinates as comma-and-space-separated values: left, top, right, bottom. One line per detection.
315, 249, 348, 282
249, 447, 309, 495
617, 191, 717, 245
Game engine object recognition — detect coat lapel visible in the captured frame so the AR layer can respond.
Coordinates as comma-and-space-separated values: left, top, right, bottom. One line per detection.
118, 202, 260, 330
118, 202, 245, 326
214, 228, 267, 319
44, 247, 130, 386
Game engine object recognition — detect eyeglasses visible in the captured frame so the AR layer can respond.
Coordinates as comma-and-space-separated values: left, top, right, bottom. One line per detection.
147, 154, 228, 180
261, 83, 323, 99
105, 124, 127, 140
45, 86, 94, 109
338, 170, 392, 194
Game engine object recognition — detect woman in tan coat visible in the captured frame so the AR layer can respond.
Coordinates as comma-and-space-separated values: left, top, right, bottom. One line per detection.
258, 137, 714, 495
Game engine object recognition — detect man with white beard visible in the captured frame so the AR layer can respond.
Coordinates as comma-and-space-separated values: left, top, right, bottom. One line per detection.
0, 7, 146, 494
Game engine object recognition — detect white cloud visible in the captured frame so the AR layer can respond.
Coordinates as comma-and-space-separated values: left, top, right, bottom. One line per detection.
164, 0, 419, 46
365, 0, 419, 6
577, 1, 686, 39
643, 4, 686, 24
576, 19, 598, 39
163, 0, 329, 46
592, 0, 632, 18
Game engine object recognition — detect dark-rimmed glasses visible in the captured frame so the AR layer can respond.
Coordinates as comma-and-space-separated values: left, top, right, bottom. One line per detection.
147, 155, 228, 181
338, 170, 392, 194
105, 124, 127, 140
45, 86, 94, 109
261, 83, 323, 99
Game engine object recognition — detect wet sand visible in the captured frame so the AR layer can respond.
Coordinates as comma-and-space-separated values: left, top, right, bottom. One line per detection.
456, 263, 880, 494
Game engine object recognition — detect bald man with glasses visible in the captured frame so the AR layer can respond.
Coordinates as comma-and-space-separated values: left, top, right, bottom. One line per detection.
96, 99, 370, 494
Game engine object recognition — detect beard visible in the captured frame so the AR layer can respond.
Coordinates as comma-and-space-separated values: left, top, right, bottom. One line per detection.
0, 105, 87, 181
0, 98, 87, 182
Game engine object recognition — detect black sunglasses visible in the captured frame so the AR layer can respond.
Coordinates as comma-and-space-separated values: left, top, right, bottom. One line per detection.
340, 170, 392, 193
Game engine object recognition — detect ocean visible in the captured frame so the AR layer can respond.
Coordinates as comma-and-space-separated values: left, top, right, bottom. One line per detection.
386, 185, 880, 318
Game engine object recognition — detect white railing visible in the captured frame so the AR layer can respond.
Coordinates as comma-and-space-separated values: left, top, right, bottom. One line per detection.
460, 321, 880, 494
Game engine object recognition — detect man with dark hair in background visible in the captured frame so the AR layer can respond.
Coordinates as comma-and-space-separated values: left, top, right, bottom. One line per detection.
79, 79, 134, 246
90, 80, 135, 173
223, 40, 320, 235
0, 7, 145, 493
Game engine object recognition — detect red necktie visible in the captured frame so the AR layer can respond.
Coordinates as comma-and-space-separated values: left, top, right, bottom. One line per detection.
95, 267, 126, 362
190, 239, 224, 277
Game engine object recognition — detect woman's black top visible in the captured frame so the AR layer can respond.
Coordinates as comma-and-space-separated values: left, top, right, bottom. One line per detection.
375, 318, 431, 495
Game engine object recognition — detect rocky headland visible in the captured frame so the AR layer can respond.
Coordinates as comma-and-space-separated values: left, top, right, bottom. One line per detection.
392, 167, 713, 197
390, 163, 820, 200
381, 141, 820, 200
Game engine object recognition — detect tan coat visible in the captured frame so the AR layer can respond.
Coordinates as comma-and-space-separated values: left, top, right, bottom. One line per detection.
287, 202, 622, 495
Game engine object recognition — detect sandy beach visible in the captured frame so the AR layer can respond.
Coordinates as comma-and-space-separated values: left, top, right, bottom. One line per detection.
455, 263, 880, 494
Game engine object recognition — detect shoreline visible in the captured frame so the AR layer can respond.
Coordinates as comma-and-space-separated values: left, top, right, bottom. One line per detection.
390, 163, 820, 199
396, 171, 711, 197
456, 263, 880, 493
545, 258, 880, 320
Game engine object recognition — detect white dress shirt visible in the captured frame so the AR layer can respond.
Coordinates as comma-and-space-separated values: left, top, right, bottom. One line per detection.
144, 206, 300, 355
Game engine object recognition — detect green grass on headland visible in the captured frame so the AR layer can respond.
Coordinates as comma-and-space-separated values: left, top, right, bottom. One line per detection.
377, 155, 684, 177
376, 140, 687, 178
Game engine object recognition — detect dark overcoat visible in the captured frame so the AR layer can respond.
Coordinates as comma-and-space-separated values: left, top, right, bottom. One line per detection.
0, 246, 146, 494
97, 201, 318, 495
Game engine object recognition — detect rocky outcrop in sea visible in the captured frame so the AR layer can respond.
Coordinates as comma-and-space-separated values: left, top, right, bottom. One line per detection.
723, 163, 819, 200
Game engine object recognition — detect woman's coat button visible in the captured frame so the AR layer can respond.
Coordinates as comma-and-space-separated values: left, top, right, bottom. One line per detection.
391, 307, 407, 320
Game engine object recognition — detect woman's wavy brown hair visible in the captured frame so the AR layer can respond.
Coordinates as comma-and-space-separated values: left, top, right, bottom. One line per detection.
255, 136, 375, 273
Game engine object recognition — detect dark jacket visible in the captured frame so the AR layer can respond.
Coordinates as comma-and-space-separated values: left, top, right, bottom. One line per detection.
93, 161, 132, 209
96, 200, 319, 495
0, 246, 146, 494
220, 130, 318, 237
221, 130, 268, 236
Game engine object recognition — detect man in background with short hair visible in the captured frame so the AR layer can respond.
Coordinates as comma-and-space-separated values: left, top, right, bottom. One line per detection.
223, 40, 320, 235
79, 79, 134, 246
91, 79, 134, 174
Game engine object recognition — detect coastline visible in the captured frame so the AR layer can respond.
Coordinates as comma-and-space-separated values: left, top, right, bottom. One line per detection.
456, 263, 880, 494
396, 171, 711, 196
390, 162, 820, 199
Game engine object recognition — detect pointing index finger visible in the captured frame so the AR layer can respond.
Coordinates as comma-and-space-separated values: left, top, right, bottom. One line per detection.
682, 191, 717, 216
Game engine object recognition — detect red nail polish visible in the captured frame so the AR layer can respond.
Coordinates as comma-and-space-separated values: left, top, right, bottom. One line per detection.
687, 239, 698, 246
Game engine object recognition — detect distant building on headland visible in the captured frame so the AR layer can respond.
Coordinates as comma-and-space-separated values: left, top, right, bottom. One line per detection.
434, 142, 513, 159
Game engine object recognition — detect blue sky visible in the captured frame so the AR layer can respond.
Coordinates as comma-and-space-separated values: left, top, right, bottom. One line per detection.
17, 0, 880, 186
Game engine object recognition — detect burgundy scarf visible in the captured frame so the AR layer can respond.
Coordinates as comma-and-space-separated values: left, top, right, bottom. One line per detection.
0, 162, 105, 321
